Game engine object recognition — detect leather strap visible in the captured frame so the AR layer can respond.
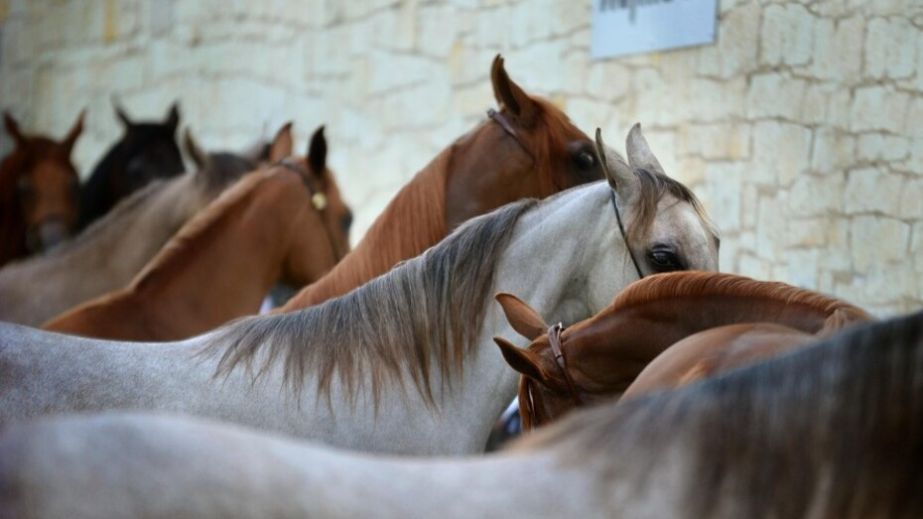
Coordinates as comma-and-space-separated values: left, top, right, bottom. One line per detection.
274, 159, 342, 261
487, 108, 534, 160
548, 323, 583, 407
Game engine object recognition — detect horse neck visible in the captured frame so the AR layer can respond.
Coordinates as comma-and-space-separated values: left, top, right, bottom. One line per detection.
129, 175, 300, 326
281, 152, 450, 310
443, 184, 629, 449
568, 291, 853, 362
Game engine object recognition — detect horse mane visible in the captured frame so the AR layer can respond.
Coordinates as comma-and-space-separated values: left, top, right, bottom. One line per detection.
607, 271, 872, 322
518, 310, 923, 518
130, 167, 270, 292
282, 146, 451, 308
205, 199, 537, 406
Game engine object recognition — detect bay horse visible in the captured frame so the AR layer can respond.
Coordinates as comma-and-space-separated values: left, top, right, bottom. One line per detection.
0, 111, 84, 266
0, 125, 292, 326
493, 271, 873, 430
42, 127, 351, 341
2, 311, 920, 518
278, 55, 604, 311
0, 126, 718, 455
77, 101, 185, 229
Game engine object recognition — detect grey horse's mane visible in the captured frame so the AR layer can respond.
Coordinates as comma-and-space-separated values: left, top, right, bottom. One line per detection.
517, 311, 923, 518
205, 199, 538, 406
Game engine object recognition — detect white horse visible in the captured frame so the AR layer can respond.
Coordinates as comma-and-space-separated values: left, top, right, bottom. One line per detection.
0, 126, 719, 455
2, 312, 919, 518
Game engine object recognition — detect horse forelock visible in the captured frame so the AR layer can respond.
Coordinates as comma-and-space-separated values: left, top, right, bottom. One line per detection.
628, 167, 715, 245
204, 199, 537, 407
606, 272, 870, 323
514, 311, 923, 517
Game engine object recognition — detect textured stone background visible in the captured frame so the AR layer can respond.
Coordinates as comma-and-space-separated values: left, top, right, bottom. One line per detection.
1, 0, 920, 315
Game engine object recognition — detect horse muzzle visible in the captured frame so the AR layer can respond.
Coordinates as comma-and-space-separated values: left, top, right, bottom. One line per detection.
27, 219, 72, 253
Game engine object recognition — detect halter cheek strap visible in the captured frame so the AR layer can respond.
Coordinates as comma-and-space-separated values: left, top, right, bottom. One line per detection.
487, 108, 535, 160
610, 189, 645, 280
275, 159, 341, 260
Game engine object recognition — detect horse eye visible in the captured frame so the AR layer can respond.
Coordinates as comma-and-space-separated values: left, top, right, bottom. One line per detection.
574, 150, 596, 170
647, 247, 684, 272
341, 211, 353, 233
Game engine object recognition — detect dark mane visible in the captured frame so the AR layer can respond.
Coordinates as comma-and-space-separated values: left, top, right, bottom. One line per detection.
518, 311, 923, 518
204, 199, 537, 406
608, 271, 872, 322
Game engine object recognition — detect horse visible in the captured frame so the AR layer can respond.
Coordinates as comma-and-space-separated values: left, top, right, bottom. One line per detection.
42, 127, 351, 341
493, 271, 873, 430
278, 55, 605, 311
0, 125, 718, 455
0, 111, 84, 267
2, 311, 919, 518
0, 125, 292, 326
77, 101, 185, 229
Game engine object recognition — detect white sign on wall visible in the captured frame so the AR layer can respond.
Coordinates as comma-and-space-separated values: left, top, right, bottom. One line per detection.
592, 0, 718, 59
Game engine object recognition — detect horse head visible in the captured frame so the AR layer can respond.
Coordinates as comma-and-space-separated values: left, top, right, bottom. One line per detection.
444, 55, 605, 230
1, 111, 83, 258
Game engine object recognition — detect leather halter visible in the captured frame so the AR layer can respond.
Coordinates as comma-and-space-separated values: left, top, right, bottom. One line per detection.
548, 322, 583, 406
611, 189, 645, 280
487, 108, 535, 160
274, 159, 342, 260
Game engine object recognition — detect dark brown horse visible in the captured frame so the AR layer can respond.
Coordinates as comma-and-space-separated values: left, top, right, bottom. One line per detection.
0, 111, 84, 266
279, 55, 603, 311
78, 102, 185, 229
494, 271, 873, 430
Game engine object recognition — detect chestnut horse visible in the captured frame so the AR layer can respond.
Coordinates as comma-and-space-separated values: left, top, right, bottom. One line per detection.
0, 126, 718, 455
78, 102, 185, 229
0, 126, 290, 326
43, 127, 351, 341
278, 55, 603, 311
0, 111, 84, 266
494, 271, 873, 430
2, 312, 920, 518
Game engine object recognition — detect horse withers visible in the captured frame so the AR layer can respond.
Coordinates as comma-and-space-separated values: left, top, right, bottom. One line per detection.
0, 111, 84, 266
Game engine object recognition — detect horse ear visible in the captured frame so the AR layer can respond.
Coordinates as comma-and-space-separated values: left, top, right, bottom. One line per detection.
626, 123, 665, 176
496, 292, 547, 340
164, 102, 180, 133
112, 98, 133, 128
183, 128, 208, 170
61, 109, 85, 155
490, 55, 538, 129
308, 125, 327, 174
596, 128, 637, 198
268, 121, 294, 162
3, 111, 25, 144
494, 337, 552, 383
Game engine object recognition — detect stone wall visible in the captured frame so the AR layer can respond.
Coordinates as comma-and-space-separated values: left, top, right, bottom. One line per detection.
1, 0, 921, 315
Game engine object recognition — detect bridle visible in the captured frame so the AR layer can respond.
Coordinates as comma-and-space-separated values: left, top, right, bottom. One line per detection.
275, 159, 344, 261
487, 108, 535, 161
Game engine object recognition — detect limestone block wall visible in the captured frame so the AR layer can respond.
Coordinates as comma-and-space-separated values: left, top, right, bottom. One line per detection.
1, 0, 921, 315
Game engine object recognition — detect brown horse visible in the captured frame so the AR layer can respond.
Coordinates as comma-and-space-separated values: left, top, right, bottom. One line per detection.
0, 125, 291, 327
494, 271, 874, 430
278, 55, 603, 311
42, 127, 351, 341
0, 111, 84, 266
